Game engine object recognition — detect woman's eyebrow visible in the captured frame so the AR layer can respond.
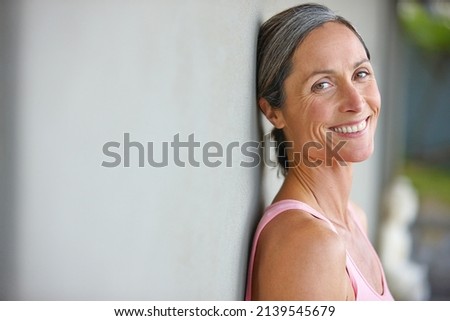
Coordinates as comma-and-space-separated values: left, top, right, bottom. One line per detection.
303, 58, 371, 83
353, 58, 370, 68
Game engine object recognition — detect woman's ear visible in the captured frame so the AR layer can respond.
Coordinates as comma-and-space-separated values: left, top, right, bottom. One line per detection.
259, 98, 285, 129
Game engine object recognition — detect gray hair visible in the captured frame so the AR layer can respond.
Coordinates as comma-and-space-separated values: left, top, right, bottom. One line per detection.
257, 3, 370, 174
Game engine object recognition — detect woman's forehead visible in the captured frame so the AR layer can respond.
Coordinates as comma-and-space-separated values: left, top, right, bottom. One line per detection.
292, 22, 368, 73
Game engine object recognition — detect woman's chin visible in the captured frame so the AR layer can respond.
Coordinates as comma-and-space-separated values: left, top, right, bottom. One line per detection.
343, 148, 374, 163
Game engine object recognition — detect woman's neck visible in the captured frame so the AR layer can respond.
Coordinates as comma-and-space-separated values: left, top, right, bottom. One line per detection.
274, 162, 353, 224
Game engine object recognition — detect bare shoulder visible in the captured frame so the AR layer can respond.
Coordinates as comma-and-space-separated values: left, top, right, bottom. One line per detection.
349, 201, 368, 234
252, 209, 350, 300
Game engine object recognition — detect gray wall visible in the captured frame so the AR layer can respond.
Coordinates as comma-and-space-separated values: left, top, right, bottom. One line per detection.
0, 0, 17, 300
0, 0, 392, 300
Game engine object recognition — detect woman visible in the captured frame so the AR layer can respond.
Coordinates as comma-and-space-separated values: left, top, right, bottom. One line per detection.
246, 3, 394, 300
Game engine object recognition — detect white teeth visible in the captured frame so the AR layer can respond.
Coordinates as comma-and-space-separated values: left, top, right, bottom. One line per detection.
332, 119, 367, 134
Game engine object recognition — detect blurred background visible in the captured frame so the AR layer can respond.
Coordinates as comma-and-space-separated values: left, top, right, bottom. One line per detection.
0, 0, 448, 300
389, 0, 450, 300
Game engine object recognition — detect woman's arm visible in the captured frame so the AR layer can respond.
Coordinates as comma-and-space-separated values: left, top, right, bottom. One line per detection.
251, 210, 351, 300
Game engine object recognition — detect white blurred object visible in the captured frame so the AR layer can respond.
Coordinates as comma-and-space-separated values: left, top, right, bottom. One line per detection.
379, 175, 430, 300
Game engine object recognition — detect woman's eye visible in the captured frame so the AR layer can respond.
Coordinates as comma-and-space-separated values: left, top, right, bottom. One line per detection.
312, 82, 332, 91
355, 70, 369, 79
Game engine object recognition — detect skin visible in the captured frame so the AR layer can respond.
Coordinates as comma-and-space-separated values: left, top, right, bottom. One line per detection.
254, 22, 383, 300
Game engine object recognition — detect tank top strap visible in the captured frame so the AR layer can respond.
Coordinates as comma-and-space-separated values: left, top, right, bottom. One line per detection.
261, 199, 339, 234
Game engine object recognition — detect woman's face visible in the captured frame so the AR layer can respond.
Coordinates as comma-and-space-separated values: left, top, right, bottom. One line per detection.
276, 22, 381, 166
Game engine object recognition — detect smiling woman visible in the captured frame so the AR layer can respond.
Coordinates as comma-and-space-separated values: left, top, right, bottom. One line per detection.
245, 3, 394, 301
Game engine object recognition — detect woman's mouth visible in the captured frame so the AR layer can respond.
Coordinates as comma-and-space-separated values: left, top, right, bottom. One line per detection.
330, 118, 368, 134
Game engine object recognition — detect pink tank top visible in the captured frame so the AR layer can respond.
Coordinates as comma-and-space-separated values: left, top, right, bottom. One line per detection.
245, 199, 394, 301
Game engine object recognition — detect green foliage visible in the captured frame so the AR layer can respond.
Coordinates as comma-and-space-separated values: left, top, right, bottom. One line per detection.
398, 1, 450, 53
403, 161, 450, 207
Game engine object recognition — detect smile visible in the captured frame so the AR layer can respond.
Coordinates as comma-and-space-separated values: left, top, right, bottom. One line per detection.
331, 118, 368, 134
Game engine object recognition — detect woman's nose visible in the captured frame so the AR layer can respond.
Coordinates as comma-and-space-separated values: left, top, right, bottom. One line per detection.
339, 83, 364, 113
